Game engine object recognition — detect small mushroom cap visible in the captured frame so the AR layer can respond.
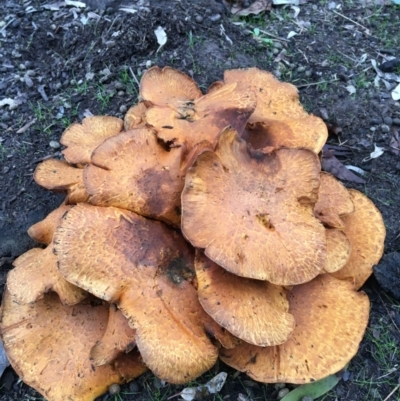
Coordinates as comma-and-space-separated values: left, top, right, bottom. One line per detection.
84, 127, 186, 226
7, 245, 87, 305
0, 291, 147, 401
28, 203, 72, 245
124, 102, 147, 131
224, 68, 328, 153
332, 189, 386, 289
195, 252, 295, 346
323, 228, 352, 273
34, 159, 89, 204
90, 304, 137, 366
54, 204, 219, 384
61, 116, 124, 165
182, 127, 326, 285
314, 173, 354, 229
220, 274, 370, 384
140, 66, 202, 107
145, 82, 257, 151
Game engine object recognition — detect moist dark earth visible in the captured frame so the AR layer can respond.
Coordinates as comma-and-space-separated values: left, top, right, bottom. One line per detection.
1, 0, 400, 400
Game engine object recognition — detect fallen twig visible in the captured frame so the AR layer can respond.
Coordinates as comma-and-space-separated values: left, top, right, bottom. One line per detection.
297, 79, 339, 88
332, 10, 379, 39
129, 67, 140, 87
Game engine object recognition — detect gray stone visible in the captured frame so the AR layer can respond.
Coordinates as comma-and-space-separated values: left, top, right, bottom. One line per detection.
277, 388, 289, 399
273, 41, 283, 49
209, 14, 221, 22
380, 124, 390, 133
119, 105, 127, 113
383, 116, 393, 125
109, 384, 120, 395
374, 252, 400, 301
393, 118, 400, 126
49, 140, 60, 149
195, 15, 203, 23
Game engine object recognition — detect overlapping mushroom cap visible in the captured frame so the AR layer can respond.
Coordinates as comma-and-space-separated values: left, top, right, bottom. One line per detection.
182, 127, 326, 285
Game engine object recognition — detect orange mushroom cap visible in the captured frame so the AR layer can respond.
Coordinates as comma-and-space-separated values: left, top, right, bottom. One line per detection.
223, 68, 328, 153
331, 189, 385, 289
84, 127, 186, 226
314, 172, 354, 229
34, 158, 89, 204
220, 274, 370, 384
145, 82, 257, 151
61, 116, 124, 165
323, 228, 352, 273
140, 66, 203, 107
0, 291, 147, 401
182, 127, 326, 285
195, 252, 295, 346
7, 245, 87, 305
90, 304, 137, 366
28, 203, 72, 245
54, 204, 220, 384
124, 102, 147, 131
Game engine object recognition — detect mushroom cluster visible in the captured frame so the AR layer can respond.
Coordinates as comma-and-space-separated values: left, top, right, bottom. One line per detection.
0, 67, 386, 401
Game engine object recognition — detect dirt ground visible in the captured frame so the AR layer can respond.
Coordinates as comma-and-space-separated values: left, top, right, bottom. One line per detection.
1, 0, 400, 400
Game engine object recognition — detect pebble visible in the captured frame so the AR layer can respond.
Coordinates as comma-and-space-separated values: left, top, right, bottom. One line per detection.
297, 65, 306, 72
370, 126, 376, 132
195, 15, 203, 23
305, 70, 312, 77
273, 41, 283, 49
381, 124, 390, 133
370, 118, 381, 125
119, 105, 127, 113
2, 112, 10, 122
277, 388, 290, 399
49, 141, 61, 149
209, 14, 221, 22
274, 383, 286, 390
108, 383, 120, 395
383, 116, 393, 125
272, 48, 280, 55
393, 118, 400, 126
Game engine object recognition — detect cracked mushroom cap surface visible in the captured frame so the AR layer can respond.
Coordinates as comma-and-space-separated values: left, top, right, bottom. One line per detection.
0, 290, 147, 401
181, 127, 326, 285
332, 189, 385, 289
145, 81, 257, 151
124, 102, 148, 131
53, 204, 221, 384
27, 203, 72, 245
140, 66, 202, 107
323, 228, 351, 273
34, 159, 89, 204
195, 252, 295, 346
84, 127, 186, 226
7, 245, 87, 305
223, 68, 328, 153
220, 274, 370, 384
314, 172, 355, 229
61, 116, 124, 165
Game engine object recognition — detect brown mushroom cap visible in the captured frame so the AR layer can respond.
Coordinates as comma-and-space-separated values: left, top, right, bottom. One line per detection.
223, 68, 328, 153
145, 82, 257, 151
90, 304, 137, 366
195, 252, 295, 346
140, 66, 202, 107
181, 127, 326, 285
220, 274, 370, 384
332, 189, 385, 289
28, 203, 72, 245
54, 204, 219, 384
124, 102, 147, 131
61, 116, 124, 165
323, 228, 352, 273
0, 290, 147, 401
34, 159, 89, 204
7, 245, 87, 305
84, 127, 186, 226
314, 172, 354, 229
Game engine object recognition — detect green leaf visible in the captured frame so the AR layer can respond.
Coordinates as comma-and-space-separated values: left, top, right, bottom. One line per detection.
253, 28, 260, 36
280, 374, 340, 401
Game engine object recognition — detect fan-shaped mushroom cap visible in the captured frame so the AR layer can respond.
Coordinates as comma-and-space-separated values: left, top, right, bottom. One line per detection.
223, 68, 328, 153
28, 203, 72, 245
332, 189, 385, 289
0, 291, 147, 401
61, 116, 124, 165
7, 245, 87, 305
195, 252, 295, 346
84, 127, 186, 226
34, 159, 89, 204
90, 304, 137, 366
314, 172, 354, 229
54, 204, 220, 384
140, 66, 202, 107
124, 102, 147, 131
220, 274, 370, 384
145, 82, 257, 151
324, 228, 351, 273
182, 127, 326, 285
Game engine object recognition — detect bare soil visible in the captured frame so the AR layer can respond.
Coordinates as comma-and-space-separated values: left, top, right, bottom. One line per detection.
0, 1, 400, 400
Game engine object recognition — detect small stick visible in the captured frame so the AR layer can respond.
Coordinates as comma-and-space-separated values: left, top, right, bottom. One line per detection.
332, 10, 378, 38
382, 384, 399, 401
129, 67, 140, 87
297, 79, 339, 88
248, 26, 289, 42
